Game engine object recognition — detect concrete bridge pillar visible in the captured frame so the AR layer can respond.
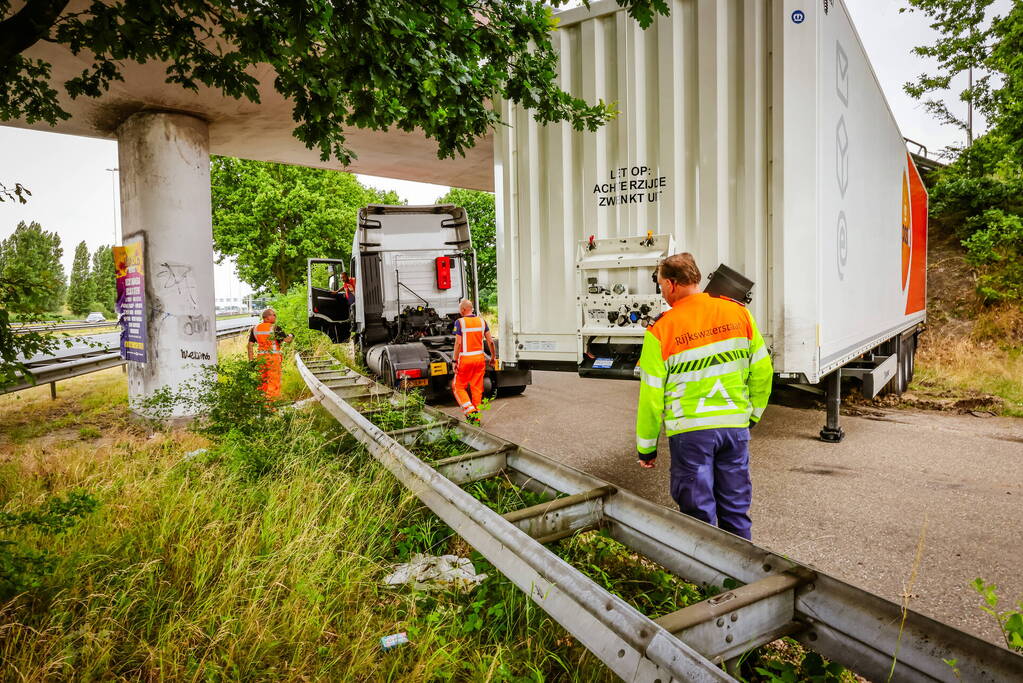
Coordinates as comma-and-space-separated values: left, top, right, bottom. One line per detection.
117, 112, 216, 418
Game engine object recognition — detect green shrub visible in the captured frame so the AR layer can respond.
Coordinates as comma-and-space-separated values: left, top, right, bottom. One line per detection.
929, 175, 1023, 238
0, 491, 98, 600
272, 284, 329, 350
973, 578, 1023, 652
137, 358, 270, 433
961, 209, 1023, 303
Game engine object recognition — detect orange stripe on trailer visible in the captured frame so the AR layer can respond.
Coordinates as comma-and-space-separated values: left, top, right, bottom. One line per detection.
905, 153, 928, 315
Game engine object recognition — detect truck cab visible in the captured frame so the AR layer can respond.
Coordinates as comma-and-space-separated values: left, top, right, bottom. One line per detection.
308, 204, 530, 398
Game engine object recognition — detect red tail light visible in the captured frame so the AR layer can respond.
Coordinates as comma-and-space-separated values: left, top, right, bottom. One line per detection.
395, 368, 422, 379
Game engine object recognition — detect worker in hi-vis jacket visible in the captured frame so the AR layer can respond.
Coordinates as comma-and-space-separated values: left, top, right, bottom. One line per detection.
635, 253, 773, 540
452, 299, 496, 426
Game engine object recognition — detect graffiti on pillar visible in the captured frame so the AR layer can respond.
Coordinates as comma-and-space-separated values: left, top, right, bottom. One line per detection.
180, 314, 211, 337
155, 261, 212, 341
156, 262, 199, 307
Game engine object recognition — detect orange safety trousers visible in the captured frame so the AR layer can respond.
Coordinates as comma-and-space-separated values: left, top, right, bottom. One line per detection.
253, 322, 283, 400
453, 356, 486, 416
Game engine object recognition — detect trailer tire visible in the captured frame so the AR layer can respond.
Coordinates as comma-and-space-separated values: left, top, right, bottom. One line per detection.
892, 347, 909, 395
904, 334, 917, 387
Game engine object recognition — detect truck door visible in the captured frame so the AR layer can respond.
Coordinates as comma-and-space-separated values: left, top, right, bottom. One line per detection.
307, 258, 352, 343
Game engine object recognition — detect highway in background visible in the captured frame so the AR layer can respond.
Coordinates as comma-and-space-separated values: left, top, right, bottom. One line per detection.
19, 316, 259, 365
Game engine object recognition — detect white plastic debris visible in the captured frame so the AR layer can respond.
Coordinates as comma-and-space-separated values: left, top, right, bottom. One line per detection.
384, 554, 488, 592
182, 448, 208, 461
380, 632, 409, 651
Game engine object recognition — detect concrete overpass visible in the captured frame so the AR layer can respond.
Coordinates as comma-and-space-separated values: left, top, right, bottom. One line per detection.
5, 19, 494, 417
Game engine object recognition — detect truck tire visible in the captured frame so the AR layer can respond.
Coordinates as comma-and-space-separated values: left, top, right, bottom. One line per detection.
380, 354, 395, 388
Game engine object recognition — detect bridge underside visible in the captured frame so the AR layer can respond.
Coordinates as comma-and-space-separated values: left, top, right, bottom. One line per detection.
7, 36, 494, 191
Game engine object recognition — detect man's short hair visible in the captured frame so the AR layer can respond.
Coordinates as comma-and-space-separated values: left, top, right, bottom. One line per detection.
458, 299, 473, 313
658, 253, 701, 287
261, 308, 276, 320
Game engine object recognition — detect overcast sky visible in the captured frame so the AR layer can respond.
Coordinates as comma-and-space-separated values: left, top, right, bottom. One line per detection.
0, 1, 997, 298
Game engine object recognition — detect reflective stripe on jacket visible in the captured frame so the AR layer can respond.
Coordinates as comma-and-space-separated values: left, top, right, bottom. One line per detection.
457, 316, 486, 358
253, 322, 282, 355
636, 293, 773, 454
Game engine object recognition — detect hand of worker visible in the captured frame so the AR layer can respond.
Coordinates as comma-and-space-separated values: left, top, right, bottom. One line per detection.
637, 452, 656, 469
748, 420, 757, 431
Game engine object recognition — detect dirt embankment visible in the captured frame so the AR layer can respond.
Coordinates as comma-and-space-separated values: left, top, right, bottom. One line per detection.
876, 223, 1023, 416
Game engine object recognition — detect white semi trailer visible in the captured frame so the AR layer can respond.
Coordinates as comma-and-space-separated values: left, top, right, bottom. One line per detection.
493, 0, 928, 440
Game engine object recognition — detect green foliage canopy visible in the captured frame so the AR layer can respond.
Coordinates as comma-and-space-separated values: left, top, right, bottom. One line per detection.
211, 157, 401, 294
65, 240, 94, 316
905, 2, 1023, 304
1, 1, 670, 165
89, 245, 115, 315
0, 220, 66, 314
903, 1, 1023, 156
0, 220, 71, 389
436, 188, 496, 298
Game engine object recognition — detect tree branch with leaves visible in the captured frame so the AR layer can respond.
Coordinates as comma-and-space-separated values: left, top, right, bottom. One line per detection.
1, 1, 671, 164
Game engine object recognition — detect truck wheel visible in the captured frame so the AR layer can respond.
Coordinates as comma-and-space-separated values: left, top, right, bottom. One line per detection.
380, 355, 395, 388
497, 385, 527, 397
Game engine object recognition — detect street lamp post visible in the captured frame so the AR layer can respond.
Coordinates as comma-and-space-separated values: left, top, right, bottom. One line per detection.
105, 167, 119, 245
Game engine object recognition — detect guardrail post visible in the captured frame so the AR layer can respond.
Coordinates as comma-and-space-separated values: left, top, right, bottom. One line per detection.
49, 382, 56, 400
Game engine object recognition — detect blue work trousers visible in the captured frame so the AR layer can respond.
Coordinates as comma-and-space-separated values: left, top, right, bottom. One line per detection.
668, 427, 752, 540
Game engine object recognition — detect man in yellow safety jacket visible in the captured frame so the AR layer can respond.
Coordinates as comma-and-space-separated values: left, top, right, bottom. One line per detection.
635, 253, 773, 540
247, 308, 294, 401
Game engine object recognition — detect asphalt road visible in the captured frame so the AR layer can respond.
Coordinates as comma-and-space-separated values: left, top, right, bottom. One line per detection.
442, 371, 1023, 646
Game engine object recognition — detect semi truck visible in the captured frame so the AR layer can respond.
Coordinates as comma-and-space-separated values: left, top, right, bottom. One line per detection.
307, 204, 531, 399
491, 0, 928, 441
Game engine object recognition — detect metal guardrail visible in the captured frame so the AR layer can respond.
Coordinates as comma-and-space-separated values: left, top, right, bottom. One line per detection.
13, 315, 258, 335
12, 321, 114, 334
296, 353, 1023, 682
2, 323, 255, 397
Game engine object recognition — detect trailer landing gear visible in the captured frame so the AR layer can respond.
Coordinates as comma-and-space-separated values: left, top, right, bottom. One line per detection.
819, 369, 845, 443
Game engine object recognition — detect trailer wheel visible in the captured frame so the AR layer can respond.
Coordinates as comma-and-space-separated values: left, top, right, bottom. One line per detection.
904, 334, 917, 387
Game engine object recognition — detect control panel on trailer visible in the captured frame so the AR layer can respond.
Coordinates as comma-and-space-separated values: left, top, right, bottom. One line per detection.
575, 233, 758, 380
576, 233, 674, 379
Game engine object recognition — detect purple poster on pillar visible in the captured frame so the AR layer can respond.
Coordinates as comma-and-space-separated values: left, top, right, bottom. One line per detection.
114, 242, 148, 363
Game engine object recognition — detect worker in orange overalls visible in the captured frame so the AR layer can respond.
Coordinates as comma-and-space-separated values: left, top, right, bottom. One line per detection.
247, 308, 294, 401
452, 299, 496, 425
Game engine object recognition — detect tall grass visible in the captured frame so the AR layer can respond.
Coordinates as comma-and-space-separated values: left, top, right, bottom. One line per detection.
913, 303, 1023, 416
0, 384, 611, 680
